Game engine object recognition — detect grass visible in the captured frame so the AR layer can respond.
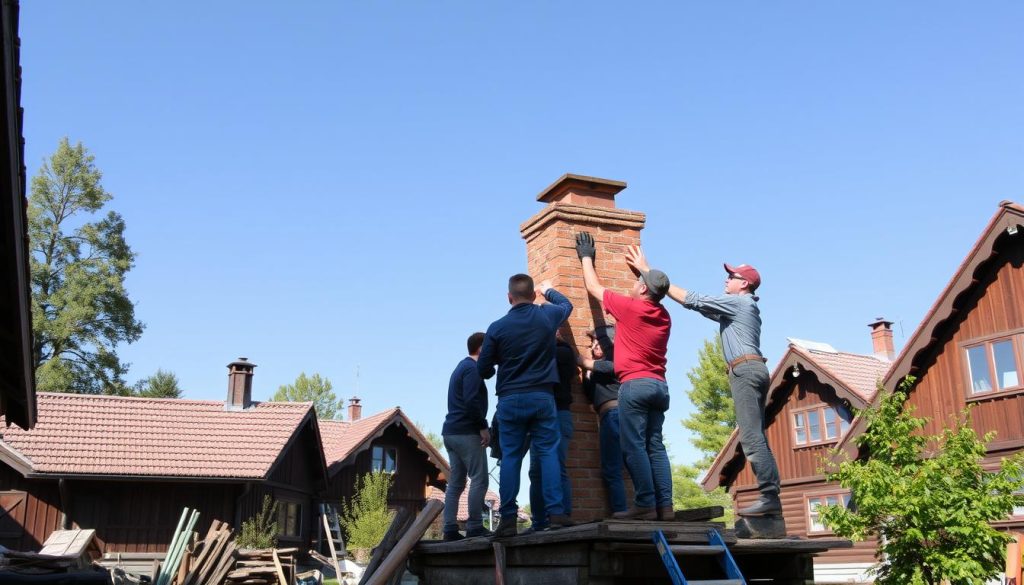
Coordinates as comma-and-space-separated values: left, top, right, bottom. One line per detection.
324, 580, 340, 585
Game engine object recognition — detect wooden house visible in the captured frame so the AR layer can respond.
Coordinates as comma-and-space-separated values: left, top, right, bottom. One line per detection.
0, 358, 328, 554
319, 401, 449, 515
703, 200, 1024, 583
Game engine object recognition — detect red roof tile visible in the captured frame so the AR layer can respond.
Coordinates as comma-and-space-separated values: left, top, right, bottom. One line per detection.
794, 347, 890, 403
318, 409, 451, 480
427, 486, 500, 521
0, 392, 313, 479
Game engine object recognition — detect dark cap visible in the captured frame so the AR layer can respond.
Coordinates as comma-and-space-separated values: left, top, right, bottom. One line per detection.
724, 263, 761, 291
640, 269, 670, 300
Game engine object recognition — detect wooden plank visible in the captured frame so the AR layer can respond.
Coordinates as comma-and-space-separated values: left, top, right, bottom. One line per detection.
208, 541, 238, 585
272, 549, 288, 585
492, 542, 506, 585
364, 499, 443, 585
322, 513, 342, 579
181, 523, 224, 585
360, 507, 412, 585
672, 506, 725, 522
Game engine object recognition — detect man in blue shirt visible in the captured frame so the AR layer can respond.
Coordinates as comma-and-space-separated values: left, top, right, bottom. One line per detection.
478, 274, 574, 537
441, 332, 492, 541
626, 246, 781, 517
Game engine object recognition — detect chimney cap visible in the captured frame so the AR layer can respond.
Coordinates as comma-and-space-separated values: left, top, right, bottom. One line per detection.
868, 317, 894, 328
536, 173, 627, 204
228, 357, 257, 369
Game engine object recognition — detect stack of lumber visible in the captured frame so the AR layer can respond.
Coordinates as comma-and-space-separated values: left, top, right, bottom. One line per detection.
175, 518, 237, 585
224, 548, 296, 585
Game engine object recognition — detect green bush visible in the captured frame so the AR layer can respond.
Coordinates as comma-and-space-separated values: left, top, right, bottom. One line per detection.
236, 494, 279, 549
340, 471, 394, 549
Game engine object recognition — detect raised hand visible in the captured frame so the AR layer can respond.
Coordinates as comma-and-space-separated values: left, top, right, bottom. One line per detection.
575, 232, 596, 261
625, 245, 650, 274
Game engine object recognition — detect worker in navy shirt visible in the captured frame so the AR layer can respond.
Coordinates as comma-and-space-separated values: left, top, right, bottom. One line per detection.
478, 274, 573, 537
441, 332, 492, 540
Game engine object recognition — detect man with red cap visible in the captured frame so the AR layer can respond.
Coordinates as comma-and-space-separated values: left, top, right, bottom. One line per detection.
625, 247, 781, 517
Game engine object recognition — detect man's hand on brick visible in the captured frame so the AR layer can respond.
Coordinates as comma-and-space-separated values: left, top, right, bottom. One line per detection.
575, 231, 596, 261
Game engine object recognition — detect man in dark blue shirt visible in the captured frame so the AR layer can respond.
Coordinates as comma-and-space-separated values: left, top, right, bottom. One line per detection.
478, 274, 573, 537
441, 332, 491, 540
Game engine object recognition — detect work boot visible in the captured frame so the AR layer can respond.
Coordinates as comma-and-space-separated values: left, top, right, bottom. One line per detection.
465, 526, 494, 538
548, 515, 575, 529
519, 524, 548, 536
657, 506, 675, 521
442, 531, 464, 542
737, 495, 782, 517
611, 506, 658, 520
491, 516, 518, 538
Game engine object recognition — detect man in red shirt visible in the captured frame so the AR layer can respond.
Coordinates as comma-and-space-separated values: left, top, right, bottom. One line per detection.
575, 232, 674, 520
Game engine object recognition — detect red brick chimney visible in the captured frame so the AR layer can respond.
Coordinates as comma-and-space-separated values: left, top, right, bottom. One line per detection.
868, 318, 895, 361
348, 397, 362, 422
521, 173, 647, 522
226, 357, 255, 410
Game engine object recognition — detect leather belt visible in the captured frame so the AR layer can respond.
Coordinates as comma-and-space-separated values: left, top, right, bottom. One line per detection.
597, 400, 619, 416
728, 354, 767, 371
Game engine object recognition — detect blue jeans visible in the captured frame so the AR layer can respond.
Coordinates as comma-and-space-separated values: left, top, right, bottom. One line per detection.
619, 378, 672, 509
529, 409, 573, 527
442, 433, 489, 533
599, 407, 628, 513
730, 360, 780, 498
496, 392, 563, 519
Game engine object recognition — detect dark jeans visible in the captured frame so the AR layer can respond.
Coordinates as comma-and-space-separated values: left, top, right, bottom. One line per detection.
619, 378, 672, 509
495, 391, 563, 519
599, 407, 627, 513
730, 360, 780, 498
529, 409, 573, 527
442, 433, 489, 533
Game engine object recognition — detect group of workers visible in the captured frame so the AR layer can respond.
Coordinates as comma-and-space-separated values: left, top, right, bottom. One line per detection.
440, 234, 781, 540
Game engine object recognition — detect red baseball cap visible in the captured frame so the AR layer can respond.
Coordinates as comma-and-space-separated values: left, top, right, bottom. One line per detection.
724, 263, 761, 291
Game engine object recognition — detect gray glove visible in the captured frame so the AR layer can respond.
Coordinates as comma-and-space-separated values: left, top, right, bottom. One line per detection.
575, 232, 596, 261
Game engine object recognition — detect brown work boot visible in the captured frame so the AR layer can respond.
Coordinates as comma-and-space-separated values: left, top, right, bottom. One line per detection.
611, 506, 658, 520
548, 514, 575, 529
491, 516, 518, 538
657, 506, 675, 521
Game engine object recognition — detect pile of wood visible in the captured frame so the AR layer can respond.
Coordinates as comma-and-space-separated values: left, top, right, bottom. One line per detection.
224, 548, 296, 585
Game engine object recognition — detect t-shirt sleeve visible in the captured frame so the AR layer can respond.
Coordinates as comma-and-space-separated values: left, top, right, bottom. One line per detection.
602, 289, 631, 320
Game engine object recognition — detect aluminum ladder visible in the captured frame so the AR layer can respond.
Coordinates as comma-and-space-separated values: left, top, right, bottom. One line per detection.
653, 528, 746, 585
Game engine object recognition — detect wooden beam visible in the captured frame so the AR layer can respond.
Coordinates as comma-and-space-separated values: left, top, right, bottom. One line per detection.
360, 507, 412, 585
364, 499, 443, 585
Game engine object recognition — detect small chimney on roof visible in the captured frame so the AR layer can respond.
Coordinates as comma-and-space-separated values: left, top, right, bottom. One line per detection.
226, 357, 256, 410
868, 318, 895, 361
348, 397, 362, 421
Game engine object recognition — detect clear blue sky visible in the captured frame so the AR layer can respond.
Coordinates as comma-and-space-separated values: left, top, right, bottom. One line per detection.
19, 2, 1024, 473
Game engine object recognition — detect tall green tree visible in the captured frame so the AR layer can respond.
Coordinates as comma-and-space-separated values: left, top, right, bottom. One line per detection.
133, 369, 182, 398
272, 372, 342, 419
820, 379, 1024, 585
29, 137, 144, 394
682, 337, 735, 469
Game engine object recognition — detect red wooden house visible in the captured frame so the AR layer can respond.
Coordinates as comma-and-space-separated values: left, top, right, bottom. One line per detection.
703, 200, 1024, 583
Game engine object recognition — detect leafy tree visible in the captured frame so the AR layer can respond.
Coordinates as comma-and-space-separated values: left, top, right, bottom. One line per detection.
340, 471, 394, 550
133, 369, 182, 398
416, 421, 444, 451
820, 379, 1024, 585
272, 372, 342, 419
236, 495, 280, 549
682, 338, 734, 469
671, 464, 733, 522
29, 137, 144, 394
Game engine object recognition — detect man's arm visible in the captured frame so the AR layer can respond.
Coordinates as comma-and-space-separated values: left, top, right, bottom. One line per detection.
539, 281, 573, 325
476, 332, 498, 379
575, 232, 606, 300
591, 359, 616, 376
625, 244, 688, 305
460, 367, 491, 447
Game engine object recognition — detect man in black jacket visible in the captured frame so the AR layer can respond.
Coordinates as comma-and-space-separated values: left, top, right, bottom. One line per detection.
580, 326, 627, 516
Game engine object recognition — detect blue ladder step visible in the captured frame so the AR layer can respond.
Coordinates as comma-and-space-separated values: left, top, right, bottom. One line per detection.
653, 529, 747, 585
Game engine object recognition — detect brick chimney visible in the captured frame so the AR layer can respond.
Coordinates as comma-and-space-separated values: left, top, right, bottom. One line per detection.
868, 318, 895, 361
348, 397, 362, 421
226, 357, 255, 410
521, 173, 646, 522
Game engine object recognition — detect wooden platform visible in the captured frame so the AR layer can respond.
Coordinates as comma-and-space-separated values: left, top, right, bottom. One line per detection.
410, 519, 851, 585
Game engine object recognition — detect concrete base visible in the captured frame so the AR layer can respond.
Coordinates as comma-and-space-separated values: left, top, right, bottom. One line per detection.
734, 515, 787, 539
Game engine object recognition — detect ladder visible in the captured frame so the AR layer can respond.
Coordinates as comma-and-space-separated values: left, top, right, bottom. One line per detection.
653, 528, 746, 585
319, 502, 347, 557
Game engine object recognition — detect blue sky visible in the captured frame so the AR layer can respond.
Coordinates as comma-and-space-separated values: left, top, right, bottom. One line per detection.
19, 2, 1023, 473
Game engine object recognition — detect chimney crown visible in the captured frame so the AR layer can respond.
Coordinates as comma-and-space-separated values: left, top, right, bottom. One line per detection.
226, 357, 256, 410
348, 397, 362, 422
868, 318, 896, 362
536, 174, 626, 209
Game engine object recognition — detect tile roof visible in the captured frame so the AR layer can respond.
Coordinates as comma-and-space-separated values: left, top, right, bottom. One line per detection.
319, 409, 451, 480
427, 485, 500, 521
795, 347, 891, 403
0, 392, 313, 479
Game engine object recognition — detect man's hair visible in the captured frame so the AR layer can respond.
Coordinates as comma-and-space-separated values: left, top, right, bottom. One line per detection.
508, 273, 535, 300
467, 332, 485, 355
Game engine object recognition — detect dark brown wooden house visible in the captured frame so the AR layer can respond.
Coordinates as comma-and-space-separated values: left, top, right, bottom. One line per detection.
0, 0, 35, 431
704, 200, 1024, 583
319, 401, 448, 515
0, 358, 329, 553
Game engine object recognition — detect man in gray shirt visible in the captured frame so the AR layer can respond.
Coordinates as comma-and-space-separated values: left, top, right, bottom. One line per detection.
626, 246, 781, 516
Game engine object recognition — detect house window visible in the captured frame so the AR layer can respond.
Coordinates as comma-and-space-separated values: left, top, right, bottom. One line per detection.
965, 335, 1023, 395
277, 500, 301, 539
792, 404, 851, 447
372, 446, 397, 473
807, 492, 851, 533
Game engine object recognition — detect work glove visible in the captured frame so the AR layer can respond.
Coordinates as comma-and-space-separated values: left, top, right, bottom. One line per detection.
575, 232, 596, 261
